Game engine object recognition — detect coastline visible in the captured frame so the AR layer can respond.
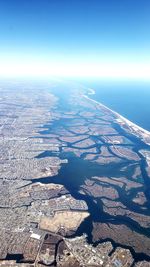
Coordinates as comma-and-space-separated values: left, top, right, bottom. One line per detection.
83, 90, 150, 146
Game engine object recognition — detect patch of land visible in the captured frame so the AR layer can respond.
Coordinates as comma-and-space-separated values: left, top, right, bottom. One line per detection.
92, 222, 150, 255
39, 211, 89, 233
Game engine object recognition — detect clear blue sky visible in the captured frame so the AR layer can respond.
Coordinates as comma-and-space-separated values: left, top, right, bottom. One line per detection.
0, 0, 150, 79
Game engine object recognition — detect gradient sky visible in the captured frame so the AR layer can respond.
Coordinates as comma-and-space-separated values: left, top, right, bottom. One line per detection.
0, 0, 150, 79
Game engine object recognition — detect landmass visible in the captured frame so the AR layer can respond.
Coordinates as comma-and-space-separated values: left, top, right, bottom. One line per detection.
0, 80, 150, 266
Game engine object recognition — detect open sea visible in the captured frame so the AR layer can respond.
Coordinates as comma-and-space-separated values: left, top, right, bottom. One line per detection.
81, 80, 150, 132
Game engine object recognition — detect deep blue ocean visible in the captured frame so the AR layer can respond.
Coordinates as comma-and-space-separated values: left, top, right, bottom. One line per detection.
81, 80, 150, 132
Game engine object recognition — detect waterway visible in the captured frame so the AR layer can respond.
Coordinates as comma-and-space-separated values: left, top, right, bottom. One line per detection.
32, 83, 150, 262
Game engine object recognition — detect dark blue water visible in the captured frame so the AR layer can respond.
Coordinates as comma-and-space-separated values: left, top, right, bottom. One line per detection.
33, 81, 150, 261
81, 80, 150, 131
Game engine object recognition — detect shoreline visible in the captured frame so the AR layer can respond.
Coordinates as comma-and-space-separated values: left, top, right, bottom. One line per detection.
83, 91, 150, 146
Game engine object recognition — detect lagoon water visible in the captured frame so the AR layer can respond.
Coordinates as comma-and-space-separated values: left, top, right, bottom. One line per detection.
37, 80, 150, 260
82, 80, 150, 132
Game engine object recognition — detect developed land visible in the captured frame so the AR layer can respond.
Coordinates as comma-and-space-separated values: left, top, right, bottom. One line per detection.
0, 80, 150, 266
